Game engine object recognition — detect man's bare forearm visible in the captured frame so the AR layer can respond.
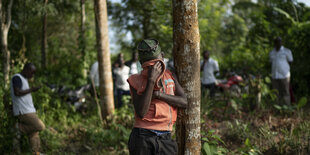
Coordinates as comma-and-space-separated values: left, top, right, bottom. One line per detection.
132, 79, 156, 118
14, 88, 32, 96
156, 93, 187, 108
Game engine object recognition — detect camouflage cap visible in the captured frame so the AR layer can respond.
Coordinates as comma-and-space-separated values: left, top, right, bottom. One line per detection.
137, 39, 161, 63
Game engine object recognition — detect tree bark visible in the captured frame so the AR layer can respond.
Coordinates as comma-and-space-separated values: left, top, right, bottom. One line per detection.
41, 0, 48, 69
94, 0, 115, 119
172, 0, 201, 155
80, 0, 86, 57
80, 0, 87, 78
0, 0, 13, 89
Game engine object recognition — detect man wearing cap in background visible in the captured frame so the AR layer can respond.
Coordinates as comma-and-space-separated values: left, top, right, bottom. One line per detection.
127, 39, 187, 155
269, 37, 293, 105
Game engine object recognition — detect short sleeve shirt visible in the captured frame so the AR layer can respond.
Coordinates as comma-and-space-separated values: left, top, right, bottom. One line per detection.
90, 61, 99, 87
269, 46, 293, 79
201, 58, 219, 84
113, 65, 130, 91
10, 74, 36, 116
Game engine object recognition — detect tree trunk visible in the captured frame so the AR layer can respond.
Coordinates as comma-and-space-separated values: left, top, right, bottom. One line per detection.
80, 0, 87, 77
0, 0, 13, 89
142, 9, 150, 39
172, 0, 201, 155
41, 0, 48, 69
94, 0, 115, 119
80, 0, 86, 57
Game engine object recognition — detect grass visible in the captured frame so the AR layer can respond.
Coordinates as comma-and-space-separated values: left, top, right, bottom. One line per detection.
1, 86, 310, 154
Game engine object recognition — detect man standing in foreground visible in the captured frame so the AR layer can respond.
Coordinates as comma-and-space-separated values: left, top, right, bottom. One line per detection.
201, 50, 219, 98
127, 39, 187, 155
269, 37, 293, 105
10, 63, 45, 155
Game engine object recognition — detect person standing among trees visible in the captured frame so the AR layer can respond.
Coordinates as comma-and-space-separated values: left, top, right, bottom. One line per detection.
10, 63, 45, 155
125, 51, 141, 75
90, 61, 99, 87
113, 53, 131, 108
201, 50, 219, 98
269, 37, 293, 105
127, 39, 187, 155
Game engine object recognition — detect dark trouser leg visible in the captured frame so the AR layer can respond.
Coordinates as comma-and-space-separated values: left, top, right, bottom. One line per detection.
280, 78, 291, 105
208, 83, 216, 98
156, 135, 178, 155
117, 89, 131, 108
128, 128, 178, 155
128, 128, 153, 155
272, 79, 281, 104
203, 83, 216, 98
201, 84, 207, 97
116, 89, 123, 108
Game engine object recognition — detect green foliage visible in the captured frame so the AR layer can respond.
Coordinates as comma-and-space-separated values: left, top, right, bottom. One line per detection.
238, 138, 262, 155
108, 0, 173, 56
0, 84, 134, 154
201, 130, 228, 155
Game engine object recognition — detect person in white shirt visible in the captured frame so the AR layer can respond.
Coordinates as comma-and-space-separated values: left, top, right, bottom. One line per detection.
10, 63, 45, 155
269, 37, 293, 105
125, 51, 141, 75
89, 61, 99, 87
113, 54, 131, 108
201, 50, 219, 98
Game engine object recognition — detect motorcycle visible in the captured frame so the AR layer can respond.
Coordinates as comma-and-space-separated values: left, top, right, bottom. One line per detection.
216, 72, 244, 98
46, 83, 90, 111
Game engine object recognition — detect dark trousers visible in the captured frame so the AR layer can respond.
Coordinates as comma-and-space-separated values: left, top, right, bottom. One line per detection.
272, 78, 290, 105
128, 128, 178, 155
116, 89, 130, 108
202, 83, 216, 98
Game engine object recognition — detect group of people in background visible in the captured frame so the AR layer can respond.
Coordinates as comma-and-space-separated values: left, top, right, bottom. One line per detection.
10, 37, 293, 154
90, 51, 141, 108
201, 37, 294, 107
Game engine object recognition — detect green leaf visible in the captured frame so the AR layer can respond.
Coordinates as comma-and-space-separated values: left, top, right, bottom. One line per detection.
297, 97, 307, 109
202, 137, 209, 142
264, 77, 271, 83
273, 7, 296, 24
274, 104, 282, 110
203, 142, 212, 155
245, 138, 251, 147
231, 100, 238, 111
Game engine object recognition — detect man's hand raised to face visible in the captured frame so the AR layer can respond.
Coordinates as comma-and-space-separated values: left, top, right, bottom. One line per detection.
148, 62, 163, 82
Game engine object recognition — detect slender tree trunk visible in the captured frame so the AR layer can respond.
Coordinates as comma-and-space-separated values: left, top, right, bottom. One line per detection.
0, 0, 13, 89
142, 9, 150, 39
94, 0, 115, 119
172, 0, 201, 154
41, 0, 48, 69
80, 0, 87, 78
80, 0, 86, 57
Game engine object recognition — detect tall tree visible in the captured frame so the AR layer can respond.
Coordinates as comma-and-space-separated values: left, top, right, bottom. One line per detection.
172, 0, 201, 154
94, 0, 114, 119
80, 0, 86, 57
80, 0, 87, 77
41, 0, 48, 68
0, 0, 13, 89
